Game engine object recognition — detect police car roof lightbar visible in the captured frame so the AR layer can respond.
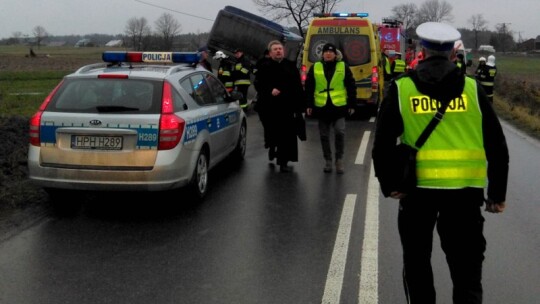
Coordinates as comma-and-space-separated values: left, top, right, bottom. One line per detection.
102, 51, 200, 64
314, 12, 369, 18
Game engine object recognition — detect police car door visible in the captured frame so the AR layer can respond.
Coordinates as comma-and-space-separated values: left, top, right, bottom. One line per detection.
182, 73, 236, 165
204, 73, 241, 156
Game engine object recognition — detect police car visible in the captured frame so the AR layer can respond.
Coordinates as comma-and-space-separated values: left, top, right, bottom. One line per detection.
28, 51, 247, 202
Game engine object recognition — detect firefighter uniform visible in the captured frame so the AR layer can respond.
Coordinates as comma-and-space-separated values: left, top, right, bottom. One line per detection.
372, 22, 509, 304
476, 55, 497, 103
213, 51, 234, 92
232, 48, 252, 109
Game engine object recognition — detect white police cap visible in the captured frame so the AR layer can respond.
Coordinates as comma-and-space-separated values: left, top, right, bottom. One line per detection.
416, 22, 461, 51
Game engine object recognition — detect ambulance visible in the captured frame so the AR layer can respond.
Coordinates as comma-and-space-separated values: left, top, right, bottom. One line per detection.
301, 13, 383, 116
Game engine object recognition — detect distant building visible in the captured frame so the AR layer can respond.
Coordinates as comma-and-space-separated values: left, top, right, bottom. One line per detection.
105, 39, 123, 47
516, 39, 534, 52
74, 38, 93, 47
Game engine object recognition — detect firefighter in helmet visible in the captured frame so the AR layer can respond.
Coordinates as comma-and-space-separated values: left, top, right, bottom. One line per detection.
213, 51, 234, 92
232, 48, 253, 110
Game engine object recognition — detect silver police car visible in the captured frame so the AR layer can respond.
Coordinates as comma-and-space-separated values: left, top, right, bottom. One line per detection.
28, 51, 247, 201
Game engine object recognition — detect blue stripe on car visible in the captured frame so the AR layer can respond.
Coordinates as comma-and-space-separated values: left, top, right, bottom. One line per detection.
40, 124, 159, 149
183, 110, 239, 144
39, 110, 240, 148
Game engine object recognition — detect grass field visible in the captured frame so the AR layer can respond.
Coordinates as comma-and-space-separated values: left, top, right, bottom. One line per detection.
0, 45, 121, 116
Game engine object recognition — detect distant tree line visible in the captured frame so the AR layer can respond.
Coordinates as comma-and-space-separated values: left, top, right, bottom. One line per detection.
0, 12, 209, 52
1, 0, 532, 53
253, 0, 528, 52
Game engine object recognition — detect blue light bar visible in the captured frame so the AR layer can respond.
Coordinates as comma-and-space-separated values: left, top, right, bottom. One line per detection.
102, 51, 200, 64
330, 12, 369, 17
102, 51, 129, 62
353, 13, 369, 17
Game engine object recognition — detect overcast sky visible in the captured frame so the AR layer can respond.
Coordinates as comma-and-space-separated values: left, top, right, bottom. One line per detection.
1, 0, 538, 42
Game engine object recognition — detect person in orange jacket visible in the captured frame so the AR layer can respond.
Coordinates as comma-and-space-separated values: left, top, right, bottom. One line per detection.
408, 51, 423, 70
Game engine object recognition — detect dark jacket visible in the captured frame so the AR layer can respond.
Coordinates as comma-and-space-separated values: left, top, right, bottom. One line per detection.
199, 59, 212, 72
232, 55, 252, 86
372, 55, 509, 203
254, 58, 305, 163
305, 59, 356, 121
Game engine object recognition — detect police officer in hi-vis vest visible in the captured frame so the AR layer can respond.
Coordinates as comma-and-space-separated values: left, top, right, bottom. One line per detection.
372, 22, 509, 304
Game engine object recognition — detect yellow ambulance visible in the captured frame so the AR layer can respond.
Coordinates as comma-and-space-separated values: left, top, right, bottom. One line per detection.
301, 13, 383, 116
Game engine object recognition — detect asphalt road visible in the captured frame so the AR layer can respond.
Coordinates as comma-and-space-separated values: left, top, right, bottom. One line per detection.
0, 111, 538, 304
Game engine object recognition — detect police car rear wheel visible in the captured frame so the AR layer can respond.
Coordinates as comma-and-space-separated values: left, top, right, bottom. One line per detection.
233, 122, 247, 160
189, 150, 209, 200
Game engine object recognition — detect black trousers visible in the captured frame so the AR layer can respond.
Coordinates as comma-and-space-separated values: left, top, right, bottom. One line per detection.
398, 188, 486, 304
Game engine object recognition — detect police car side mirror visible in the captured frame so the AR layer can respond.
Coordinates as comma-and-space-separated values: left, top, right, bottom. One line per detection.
227, 90, 243, 103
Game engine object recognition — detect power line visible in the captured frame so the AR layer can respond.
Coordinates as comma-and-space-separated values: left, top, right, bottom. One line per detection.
134, 0, 214, 22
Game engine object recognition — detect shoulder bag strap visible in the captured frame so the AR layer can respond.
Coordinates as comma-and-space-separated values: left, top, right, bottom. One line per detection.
414, 99, 451, 148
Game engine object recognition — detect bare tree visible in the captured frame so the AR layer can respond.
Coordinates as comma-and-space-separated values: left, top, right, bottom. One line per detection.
252, 0, 343, 39
495, 23, 513, 53
154, 13, 182, 50
7, 31, 24, 45
416, 0, 453, 24
125, 17, 152, 51
11, 31, 23, 40
468, 14, 488, 50
32, 25, 48, 49
391, 4, 418, 39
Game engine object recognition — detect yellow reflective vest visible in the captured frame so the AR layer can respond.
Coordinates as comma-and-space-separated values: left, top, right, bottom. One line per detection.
393, 59, 406, 74
314, 61, 347, 107
396, 76, 487, 189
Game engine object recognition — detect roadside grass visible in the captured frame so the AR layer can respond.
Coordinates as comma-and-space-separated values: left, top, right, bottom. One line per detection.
0, 45, 112, 117
491, 53, 540, 139
0, 71, 65, 117
493, 97, 540, 139
0, 44, 115, 57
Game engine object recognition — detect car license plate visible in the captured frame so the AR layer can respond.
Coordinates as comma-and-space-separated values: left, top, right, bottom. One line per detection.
71, 135, 123, 150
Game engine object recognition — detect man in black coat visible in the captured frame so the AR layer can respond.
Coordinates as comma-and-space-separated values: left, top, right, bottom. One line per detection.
254, 40, 305, 172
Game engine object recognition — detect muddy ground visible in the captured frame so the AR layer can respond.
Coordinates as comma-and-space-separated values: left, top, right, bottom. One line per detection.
0, 115, 50, 239
0, 54, 95, 236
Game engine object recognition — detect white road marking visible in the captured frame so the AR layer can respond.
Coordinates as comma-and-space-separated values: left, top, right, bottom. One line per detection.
321, 194, 357, 304
355, 131, 371, 165
358, 162, 380, 303
322, 129, 380, 304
